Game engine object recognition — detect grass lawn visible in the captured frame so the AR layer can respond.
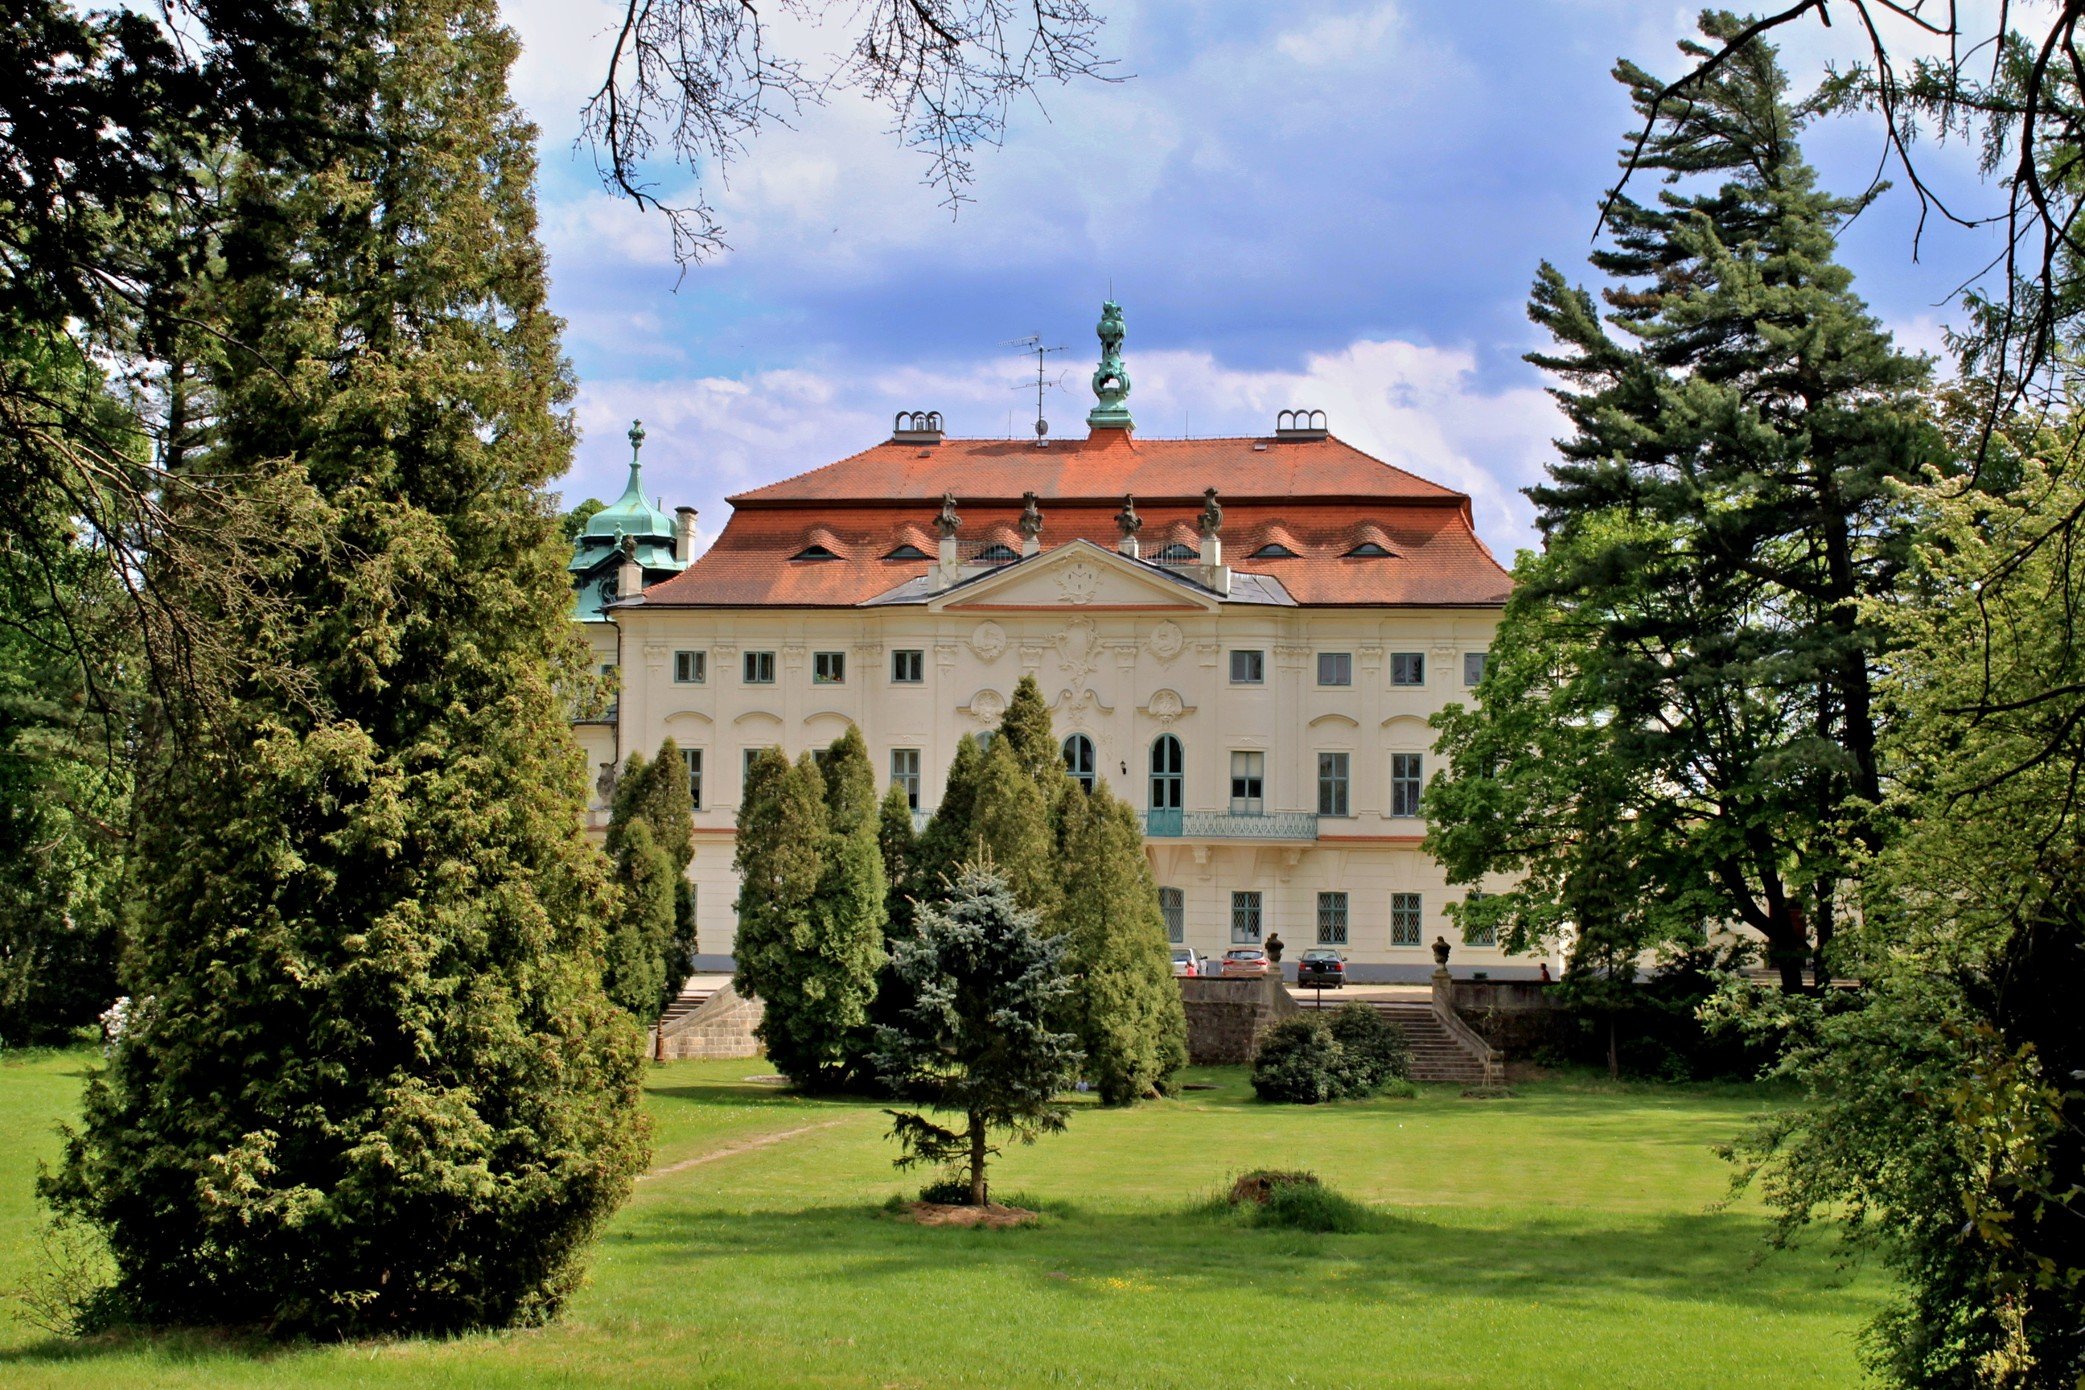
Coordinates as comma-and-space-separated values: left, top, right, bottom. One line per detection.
0, 1047, 1883, 1388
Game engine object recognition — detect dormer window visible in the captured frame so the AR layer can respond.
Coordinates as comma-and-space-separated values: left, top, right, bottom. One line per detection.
977, 543, 1018, 562
1345, 541, 1392, 557
792, 544, 841, 561
1154, 543, 1199, 562
884, 543, 929, 561
1250, 542, 1298, 558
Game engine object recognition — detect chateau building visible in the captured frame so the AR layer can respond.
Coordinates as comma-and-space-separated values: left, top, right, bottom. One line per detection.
584, 305, 1529, 981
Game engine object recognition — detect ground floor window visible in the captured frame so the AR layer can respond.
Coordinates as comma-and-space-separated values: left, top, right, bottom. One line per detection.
1159, 886, 1184, 944
682, 748, 703, 810
1391, 892, 1423, 946
1230, 890, 1262, 943
1316, 891, 1348, 946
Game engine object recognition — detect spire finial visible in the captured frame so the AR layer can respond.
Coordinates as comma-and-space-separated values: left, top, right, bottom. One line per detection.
1088, 300, 1133, 431
628, 419, 646, 459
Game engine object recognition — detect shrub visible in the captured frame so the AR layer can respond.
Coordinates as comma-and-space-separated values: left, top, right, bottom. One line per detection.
1223, 1170, 1373, 1233
1250, 1017, 1345, 1103
1325, 1004, 1410, 1092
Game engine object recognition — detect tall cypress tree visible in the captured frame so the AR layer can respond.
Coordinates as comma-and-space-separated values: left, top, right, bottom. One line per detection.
914, 732, 985, 893
969, 733, 1059, 924
1056, 781, 1187, 1103
998, 674, 1060, 786
877, 782, 919, 937
602, 741, 695, 1023
43, 0, 646, 1334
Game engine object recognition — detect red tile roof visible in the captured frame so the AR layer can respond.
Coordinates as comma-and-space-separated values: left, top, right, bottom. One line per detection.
640, 430, 1511, 610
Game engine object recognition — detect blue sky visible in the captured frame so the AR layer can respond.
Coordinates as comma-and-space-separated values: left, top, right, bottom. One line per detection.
504, 1, 2000, 559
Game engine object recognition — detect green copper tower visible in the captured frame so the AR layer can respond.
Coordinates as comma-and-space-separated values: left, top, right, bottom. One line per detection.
1087, 300, 1133, 430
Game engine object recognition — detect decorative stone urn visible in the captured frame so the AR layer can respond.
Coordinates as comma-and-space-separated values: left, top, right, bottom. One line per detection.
1431, 935, 1452, 967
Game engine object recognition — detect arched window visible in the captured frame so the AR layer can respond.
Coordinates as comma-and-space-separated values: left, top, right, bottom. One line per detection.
1062, 733, 1096, 791
1150, 734, 1183, 811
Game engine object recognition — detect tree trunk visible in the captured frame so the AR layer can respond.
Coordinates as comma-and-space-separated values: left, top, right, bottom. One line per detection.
968, 1109, 987, 1207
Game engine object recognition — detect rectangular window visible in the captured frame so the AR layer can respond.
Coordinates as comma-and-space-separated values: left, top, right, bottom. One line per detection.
1391, 752, 1424, 818
1317, 752, 1350, 817
1463, 650, 1489, 687
1390, 651, 1426, 687
812, 651, 845, 685
1229, 649, 1265, 684
1159, 887, 1185, 945
891, 648, 925, 683
1316, 891, 1349, 946
673, 649, 706, 684
1317, 652, 1352, 687
1230, 890, 1263, 943
1229, 751, 1265, 814
1391, 892, 1423, 946
891, 748, 921, 810
1466, 890, 1497, 947
682, 748, 704, 811
743, 650, 776, 684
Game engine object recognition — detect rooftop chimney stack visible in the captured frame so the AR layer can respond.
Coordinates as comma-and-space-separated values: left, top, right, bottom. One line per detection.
674, 506, 698, 564
615, 532, 643, 606
893, 410, 945, 444
1275, 408, 1329, 440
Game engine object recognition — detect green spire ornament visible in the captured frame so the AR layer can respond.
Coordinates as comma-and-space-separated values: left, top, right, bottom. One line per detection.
1087, 300, 1133, 430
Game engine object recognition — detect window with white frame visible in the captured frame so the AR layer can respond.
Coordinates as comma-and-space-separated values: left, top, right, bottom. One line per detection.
1062, 734, 1096, 792
1463, 650, 1489, 686
1390, 752, 1424, 817
1317, 651, 1352, 687
1390, 651, 1425, 687
743, 650, 776, 684
1230, 890, 1263, 943
1317, 891, 1349, 945
891, 648, 925, 683
1229, 751, 1265, 814
682, 748, 703, 810
1159, 887, 1184, 944
1391, 892, 1423, 946
673, 649, 706, 684
812, 651, 845, 685
1229, 649, 1265, 684
890, 748, 921, 809
1317, 752, 1350, 817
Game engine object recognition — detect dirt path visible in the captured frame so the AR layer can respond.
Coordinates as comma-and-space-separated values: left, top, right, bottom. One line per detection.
640, 1118, 849, 1181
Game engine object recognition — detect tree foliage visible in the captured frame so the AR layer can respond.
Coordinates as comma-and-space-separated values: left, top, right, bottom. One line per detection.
913, 732, 985, 893
602, 742, 695, 1023
967, 734, 1059, 923
40, 0, 649, 1334
875, 863, 1081, 1206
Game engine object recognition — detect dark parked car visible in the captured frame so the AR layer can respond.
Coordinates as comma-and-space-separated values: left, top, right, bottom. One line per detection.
1296, 949, 1347, 988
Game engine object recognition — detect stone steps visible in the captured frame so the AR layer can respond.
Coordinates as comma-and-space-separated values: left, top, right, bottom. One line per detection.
1363, 1001, 1494, 1085
658, 987, 716, 1028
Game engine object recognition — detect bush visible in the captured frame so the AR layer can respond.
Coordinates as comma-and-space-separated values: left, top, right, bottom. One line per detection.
1223, 1170, 1373, 1233
1251, 1012, 1407, 1103
917, 1176, 976, 1206
1325, 1004, 1410, 1092
1250, 1017, 1346, 1103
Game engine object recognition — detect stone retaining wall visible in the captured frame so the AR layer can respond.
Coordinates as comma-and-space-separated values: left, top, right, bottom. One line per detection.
656, 983, 765, 1061
1177, 976, 1299, 1064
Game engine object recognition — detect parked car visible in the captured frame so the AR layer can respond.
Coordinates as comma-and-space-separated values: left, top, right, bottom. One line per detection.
1170, 947, 1201, 979
1296, 949, 1347, 988
1219, 947, 1271, 979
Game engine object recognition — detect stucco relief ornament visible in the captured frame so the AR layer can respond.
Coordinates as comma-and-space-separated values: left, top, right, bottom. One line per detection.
967, 688, 1007, 725
1146, 689, 1189, 726
934, 492, 961, 539
1055, 617, 1102, 687
970, 620, 1007, 661
1148, 619, 1184, 663
1057, 561, 1102, 605
1018, 491, 1045, 541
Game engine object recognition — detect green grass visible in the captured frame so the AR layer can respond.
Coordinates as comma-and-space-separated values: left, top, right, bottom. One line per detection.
0, 1049, 1882, 1388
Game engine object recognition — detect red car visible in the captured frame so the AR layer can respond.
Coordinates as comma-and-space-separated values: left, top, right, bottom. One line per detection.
1219, 947, 1271, 979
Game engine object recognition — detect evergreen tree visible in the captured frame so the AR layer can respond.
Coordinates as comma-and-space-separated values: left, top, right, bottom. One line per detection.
42, 0, 647, 1334
878, 783, 920, 934
603, 816, 673, 1019
604, 740, 696, 1018
998, 674, 1060, 786
817, 725, 877, 834
969, 734, 1059, 923
1055, 781, 1187, 1103
913, 732, 985, 892
876, 863, 1082, 1206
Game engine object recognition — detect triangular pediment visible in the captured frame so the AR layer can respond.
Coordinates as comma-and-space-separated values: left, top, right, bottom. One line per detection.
929, 539, 1218, 613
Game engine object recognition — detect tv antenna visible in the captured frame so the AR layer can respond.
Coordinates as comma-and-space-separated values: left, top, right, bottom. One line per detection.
1006, 333, 1065, 443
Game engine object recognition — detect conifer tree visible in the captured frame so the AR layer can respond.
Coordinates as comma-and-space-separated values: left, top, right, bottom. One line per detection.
876, 863, 1081, 1206
601, 742, 695, 1023
817, 725, 877, 834
42, 0, 647, 1333
998, 674, 1060, 786
914, 732, 985, 891
1055, 781, 1187, 1103
969, 734, 1059, 923
877, 783, 920, 939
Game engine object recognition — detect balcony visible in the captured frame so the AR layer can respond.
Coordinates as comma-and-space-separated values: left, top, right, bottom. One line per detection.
1144, 809, 1319, 841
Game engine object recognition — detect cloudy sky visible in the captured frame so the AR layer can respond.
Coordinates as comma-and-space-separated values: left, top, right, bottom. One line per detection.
504, 1, 1999, 561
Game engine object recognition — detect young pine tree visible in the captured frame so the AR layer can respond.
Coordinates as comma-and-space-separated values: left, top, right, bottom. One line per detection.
1055, 781, 1188, 1103
43, 0, 647, 1334
876, 863, 1082, 1206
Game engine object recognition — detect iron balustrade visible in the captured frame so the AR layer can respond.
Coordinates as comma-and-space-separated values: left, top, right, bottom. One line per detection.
1144, 808, 1318, 840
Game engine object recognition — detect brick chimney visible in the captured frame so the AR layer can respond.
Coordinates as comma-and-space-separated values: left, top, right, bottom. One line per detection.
674, 506, 698, 563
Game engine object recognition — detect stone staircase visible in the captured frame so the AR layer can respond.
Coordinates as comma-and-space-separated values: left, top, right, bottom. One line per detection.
1359, 1000, 1499, 1086
653, 981, 763, 1061
658, 983, 717, 1029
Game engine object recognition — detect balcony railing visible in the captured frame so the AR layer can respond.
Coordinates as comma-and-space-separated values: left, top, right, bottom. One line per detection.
1144, 809, 1318, 841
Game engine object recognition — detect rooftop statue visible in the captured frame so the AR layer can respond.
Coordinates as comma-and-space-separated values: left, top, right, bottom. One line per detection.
1018, 490, 1045, 539
1087, 299, 1133, 429
934, 491, 962, 538
1115, 493, 1143, 537
1200, 486, 1223, 535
